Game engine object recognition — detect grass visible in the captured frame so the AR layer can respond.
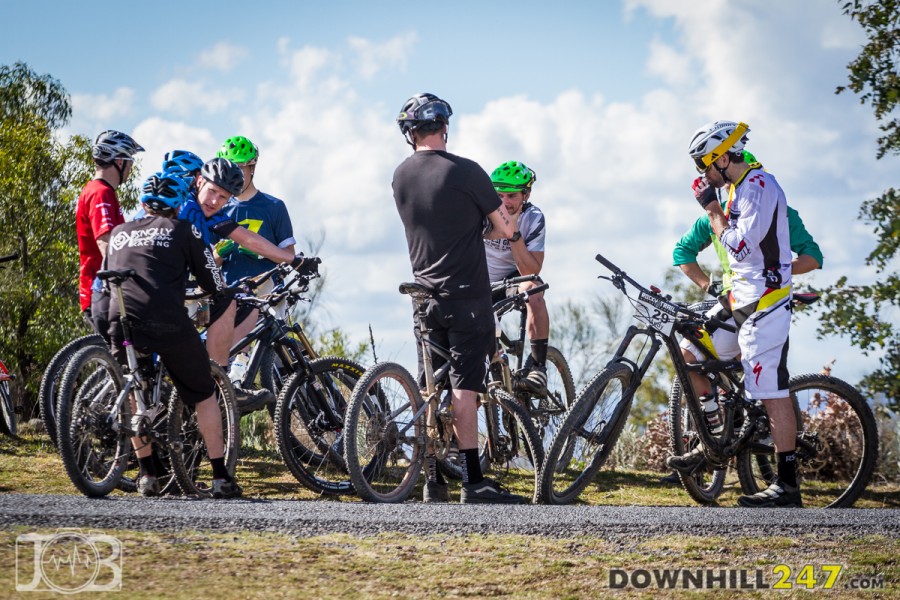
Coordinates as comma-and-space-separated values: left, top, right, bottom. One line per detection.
2, 427, 898, 597
2, 427, 899, 508
0, 528, 895, 598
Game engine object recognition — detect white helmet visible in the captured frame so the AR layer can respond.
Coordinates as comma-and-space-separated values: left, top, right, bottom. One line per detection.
92, 130, 144, 163
688, 121, 750, 172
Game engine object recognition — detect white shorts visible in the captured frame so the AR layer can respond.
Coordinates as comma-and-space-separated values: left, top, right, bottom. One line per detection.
681, 298, 791, 400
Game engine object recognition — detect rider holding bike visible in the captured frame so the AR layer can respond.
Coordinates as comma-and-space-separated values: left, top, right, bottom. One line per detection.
104, 173, 242, 499
670, 121, 801, 508
664, 150, 823, 486
484, 161, 551, 394
393, 92, 523, 504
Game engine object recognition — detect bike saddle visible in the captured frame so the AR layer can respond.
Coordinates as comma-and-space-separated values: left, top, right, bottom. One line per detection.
793, 292, 819, 306
398, 282, 435, 299
96, 269, 136, 284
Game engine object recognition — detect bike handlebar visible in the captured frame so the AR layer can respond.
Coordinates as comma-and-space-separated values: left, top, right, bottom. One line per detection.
0, 252, 19, 265
493, 282, 549, 313
490, 274, 539, 293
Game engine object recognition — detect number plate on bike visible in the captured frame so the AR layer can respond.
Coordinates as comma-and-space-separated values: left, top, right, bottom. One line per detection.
633, 291, 678, 336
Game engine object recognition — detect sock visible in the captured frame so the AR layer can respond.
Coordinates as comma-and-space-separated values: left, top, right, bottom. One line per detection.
460, 448, 483, 485
210, 457, 231, 482
530, 339, 549, 368
138, 456, 157, 478
776, 450, 798, 488
425, 456, 446, 484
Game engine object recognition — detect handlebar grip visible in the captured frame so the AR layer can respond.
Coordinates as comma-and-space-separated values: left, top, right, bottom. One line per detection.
525, 283, 549, 296
595, 253, 620, 274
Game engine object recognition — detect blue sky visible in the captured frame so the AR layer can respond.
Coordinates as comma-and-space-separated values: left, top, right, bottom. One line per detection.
3, 0, 895, 386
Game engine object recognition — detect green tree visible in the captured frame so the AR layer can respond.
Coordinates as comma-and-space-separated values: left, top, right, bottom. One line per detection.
820, 1, 900, 407
0, 62, 138, 419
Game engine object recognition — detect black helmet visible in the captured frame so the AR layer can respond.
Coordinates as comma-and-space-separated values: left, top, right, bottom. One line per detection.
200, 157, 244, 196
396, 93, 453, 135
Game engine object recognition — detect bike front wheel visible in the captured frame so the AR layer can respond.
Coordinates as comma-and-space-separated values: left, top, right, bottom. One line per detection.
56, 346, 129, 497
735, 374, 878, 508
274, 356, 366, 495
525, 346, 576, 468
343, 362, 424, 503
168, 361, 240, 497
537, 362, 634, 505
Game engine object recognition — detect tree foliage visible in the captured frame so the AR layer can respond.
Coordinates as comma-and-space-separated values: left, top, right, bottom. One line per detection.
0, 62, 139, 419
820, 1, 900, 408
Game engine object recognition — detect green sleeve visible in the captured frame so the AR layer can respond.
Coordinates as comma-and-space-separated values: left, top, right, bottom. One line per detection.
673, 214, 714, 266
787, 206, 823, 268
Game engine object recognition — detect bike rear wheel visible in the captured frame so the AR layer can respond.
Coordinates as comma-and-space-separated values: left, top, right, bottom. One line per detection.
735, 374, 878, 508
667, 377, 727, 504
343, 362, 424, 503
168, 362, 240, 497
537, 362, 634, 504
39, 334, 104, 446
274, 356, 365, 495
525, 346, 576, 468
56, 346, 130, 497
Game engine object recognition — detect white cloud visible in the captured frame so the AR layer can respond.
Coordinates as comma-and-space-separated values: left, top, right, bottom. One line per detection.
71, 87, 135, 121
129, 117, 219, 185
150, 79, 243, 116
197, 42, 248, 72
347, 32, 417, 80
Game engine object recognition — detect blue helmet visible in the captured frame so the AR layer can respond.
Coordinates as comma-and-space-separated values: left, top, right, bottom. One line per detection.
141, 172, 191, 213
162, 150, 204, 179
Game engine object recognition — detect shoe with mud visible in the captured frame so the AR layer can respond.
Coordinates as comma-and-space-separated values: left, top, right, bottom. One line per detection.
423, 480, 450, 503
212, 478, 243, 499
738, 480, 802, 508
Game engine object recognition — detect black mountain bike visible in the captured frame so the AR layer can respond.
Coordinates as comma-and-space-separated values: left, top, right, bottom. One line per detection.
537, 254, 878, 508
342, 282, 543, 503
491, 275, 575, 461
56, 269, 240, 498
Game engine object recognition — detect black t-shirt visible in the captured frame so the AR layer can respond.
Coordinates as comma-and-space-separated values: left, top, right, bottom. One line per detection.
392, 150, 501, 299
106, 215, 224, 330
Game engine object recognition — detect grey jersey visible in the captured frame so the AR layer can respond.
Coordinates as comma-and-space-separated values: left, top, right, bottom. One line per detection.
484, 203, 546, 282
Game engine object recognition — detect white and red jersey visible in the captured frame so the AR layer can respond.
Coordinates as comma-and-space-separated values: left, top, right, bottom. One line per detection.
720, 168, 792, 311
76, 179, 124, 311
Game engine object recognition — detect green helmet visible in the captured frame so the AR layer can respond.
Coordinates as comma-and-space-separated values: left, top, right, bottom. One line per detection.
743, 150, 757, 164
490, 161, 536, 193
217, 135, 259, 164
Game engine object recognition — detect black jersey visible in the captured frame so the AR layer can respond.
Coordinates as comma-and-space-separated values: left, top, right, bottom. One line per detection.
392, 150, 500, 299
106, 215, 224, 331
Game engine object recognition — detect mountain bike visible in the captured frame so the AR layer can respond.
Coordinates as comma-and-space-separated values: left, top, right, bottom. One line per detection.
537, 253, 877, 508
342, 281, 543, 503
56, 269, 240, 498
0, 252, 20, 436
491, 275, 575, 462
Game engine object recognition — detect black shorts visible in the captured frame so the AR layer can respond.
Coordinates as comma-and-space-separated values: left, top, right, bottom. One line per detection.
109, 319, 215, 405
89, 290, 111, 344
414, 295, 494, 393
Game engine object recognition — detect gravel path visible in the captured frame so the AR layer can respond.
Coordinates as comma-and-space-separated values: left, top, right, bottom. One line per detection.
2, 493, 899, 539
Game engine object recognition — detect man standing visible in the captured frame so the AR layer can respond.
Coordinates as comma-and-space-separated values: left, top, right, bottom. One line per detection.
484, 161, 549, 393
76, 130, 143, 329
392, 92, 522, 504
680, 121, 800, 507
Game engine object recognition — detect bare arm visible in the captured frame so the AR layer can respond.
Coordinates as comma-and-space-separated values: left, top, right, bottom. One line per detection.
228, 227, 295, 263
679, 262, 711, 291
792, 254, 820, 275
485, 205, 515, 240
96, 233, 111, 258
509, 241, 544, 276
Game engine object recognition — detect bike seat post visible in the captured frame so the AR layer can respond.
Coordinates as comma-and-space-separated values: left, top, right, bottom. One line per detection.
412, 296, 437, 397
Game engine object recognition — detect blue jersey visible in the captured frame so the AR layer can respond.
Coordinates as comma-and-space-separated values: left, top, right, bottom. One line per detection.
217, 191, 295, 282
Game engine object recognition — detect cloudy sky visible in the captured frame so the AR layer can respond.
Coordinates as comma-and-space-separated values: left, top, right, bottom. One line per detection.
4, 0, 894, 385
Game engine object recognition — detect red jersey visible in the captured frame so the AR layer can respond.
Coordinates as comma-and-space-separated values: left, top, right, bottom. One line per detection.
76, 179, 124, 310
